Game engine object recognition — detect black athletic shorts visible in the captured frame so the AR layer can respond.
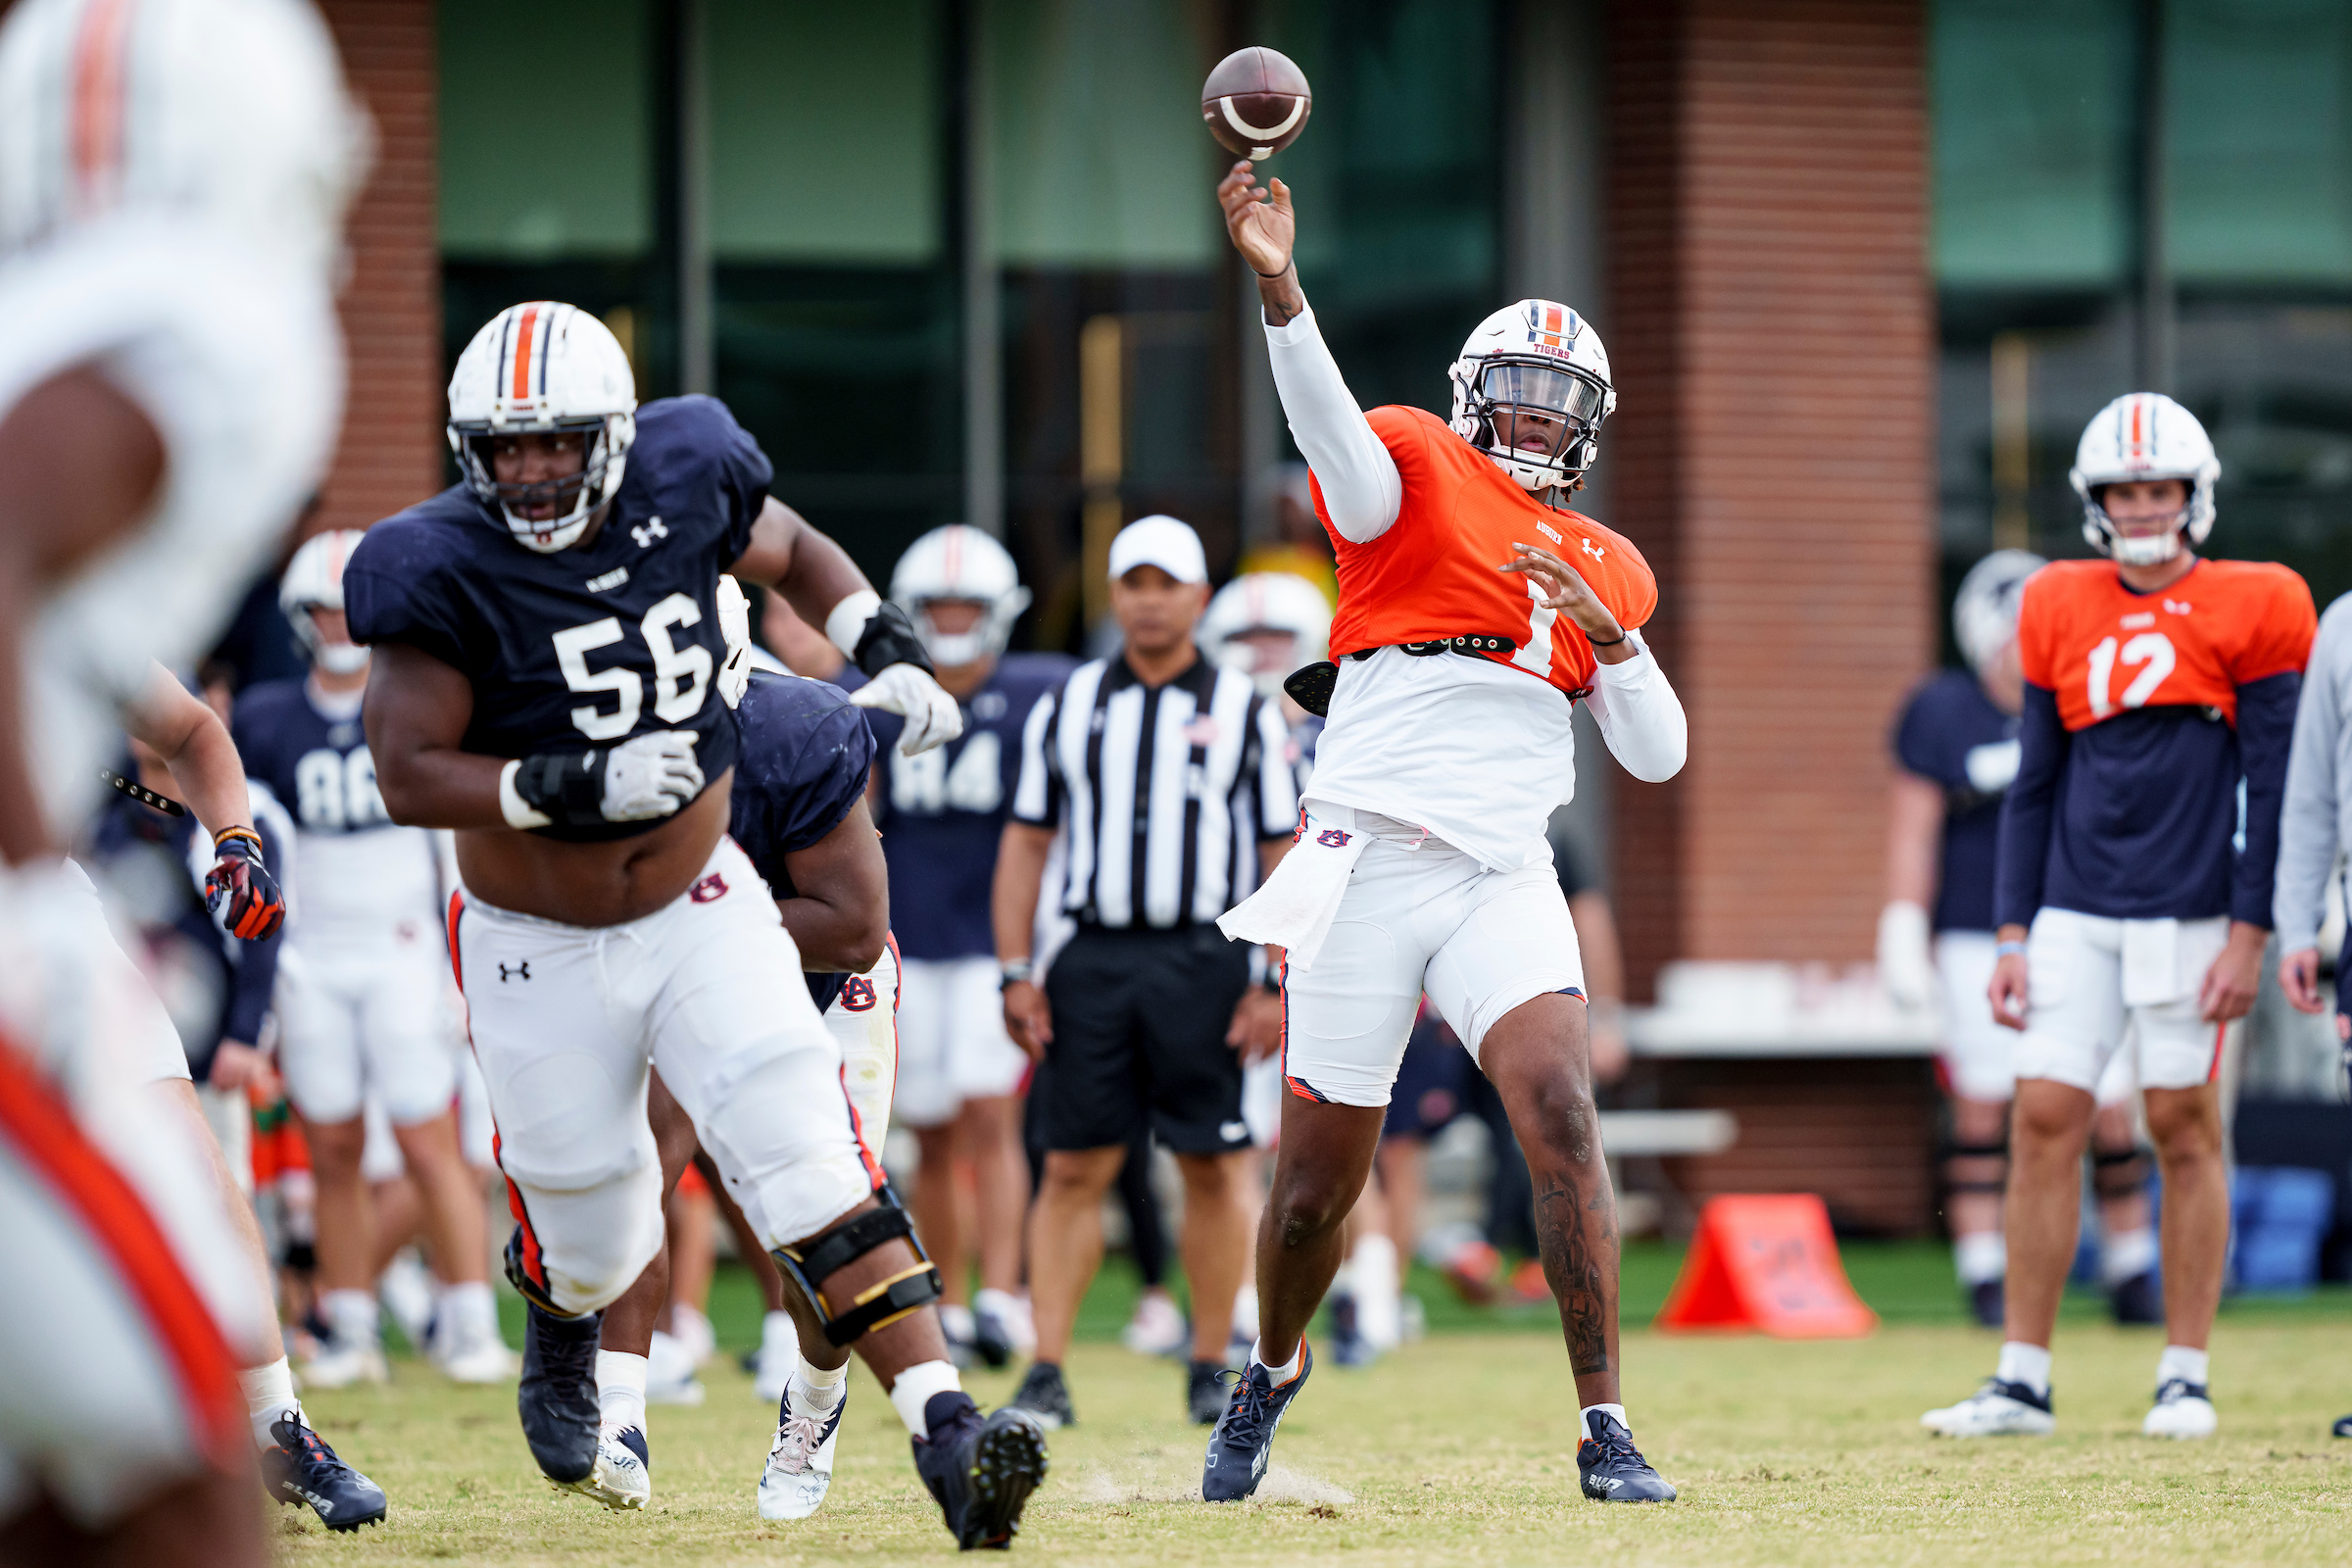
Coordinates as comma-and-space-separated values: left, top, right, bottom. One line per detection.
1036, 925, 1251, 1155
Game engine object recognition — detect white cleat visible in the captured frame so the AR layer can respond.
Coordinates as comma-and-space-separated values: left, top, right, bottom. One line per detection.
377, 1250, 438, 1351
1921, 1378, 2055, 1438
434, 1327, 518, 1385
647, 1329, 707, 1405
758, 1386, 844, 1521
301, 1341, 389, 1391
2143, 1379, 2217, 1440
753, 1311, 798, 1404
562, 1424, 651, 1511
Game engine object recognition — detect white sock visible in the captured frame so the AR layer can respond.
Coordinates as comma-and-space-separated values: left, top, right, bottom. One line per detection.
320, 1288, 379, 1348
1953, 1231, 2007, 1286
939, 1301, 976, 1343
442, 1280, 498, 1343
1251, 1338, 1302, 1384
238, 1358, 303, 1449
1230, 1283, 1260, 1344
597, 1350, 649, 1432
1578, 1401, 1628, 1437
760, 1309, 798, 1367
2102, 1226, 2159, 1286
2157, 1345, 2209, 1390
887, 1359, 963, 1439
791, 1356, 848, 1413
1996, 1341, 2052, 1397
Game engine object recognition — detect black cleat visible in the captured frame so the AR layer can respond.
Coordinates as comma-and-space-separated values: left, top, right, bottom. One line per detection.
1328, 1293, 1376, 1367
1187, 1359, 1228, 1425
518, 1300, 603, 1485
1577, 1410, 1677, 1501
1966, 1278, 2005, 1329
2333, 1412, 2352, 1439
2109, 1268, 2164, 1326
1200, 1345, 1312, 1501
970, 1307, 1016, 1371
1005, 1361, 1074, 1429
913, 1393, 1049, 1550
262, 1412, 387, 1532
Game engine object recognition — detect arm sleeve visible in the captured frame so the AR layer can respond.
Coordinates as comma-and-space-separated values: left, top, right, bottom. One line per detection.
219, 814, 289, 1046
772, 701, 877, 853
1262, 306, 1401, 544
1891, 682, 1948, 784
2233, 668, 2301, 930
2275, 616, 2346, 949
1993, 682, 2068, 929
1009, 687, 1062, 828
1247, 696, 1300, 840
1583, 635, 1687, 783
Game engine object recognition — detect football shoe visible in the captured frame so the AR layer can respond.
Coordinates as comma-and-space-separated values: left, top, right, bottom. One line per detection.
759, 1380, 847, 1521
262, 1413, 387, 1532
1200, 1346, 1312, 1502
518, 1301, 603, 1486
2109, 1268, 2164, 1327
1187, 1359, 1228, 1425
1966, 1278, 2005, 1330
562, 1424, 651, 1511
912, 1394, 1049, 1550
1920, 1378, 2055, 1438
300, 1338, 387, 1391
2331, 1412, 2352, 1438
752, 1309, 797, 1403
2142, 1378, 2217, 1440
1576, 1410, 1677, 1502
1327, 1292, 1377, 1367
1122, 1291, 1190, 1358
646, 1328, 707, 1405
1006, 1361, 1075, 1429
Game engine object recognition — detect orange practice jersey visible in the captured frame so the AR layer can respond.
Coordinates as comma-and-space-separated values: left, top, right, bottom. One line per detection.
2017, 558, 2316, 732
1311, 406, 1657, 700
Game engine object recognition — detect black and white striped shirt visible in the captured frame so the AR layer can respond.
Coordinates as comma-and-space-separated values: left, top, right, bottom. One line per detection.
1012, 654, 1298, 930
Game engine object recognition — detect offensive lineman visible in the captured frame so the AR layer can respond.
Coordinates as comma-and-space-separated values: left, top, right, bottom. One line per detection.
348, 303, 1048, 1546
868, 525, 1072, 1367
0, 0, 381, 1552
1207, 163, 1686, 1501
231, 531, 509, 1387
1922, 394, 2314, 1441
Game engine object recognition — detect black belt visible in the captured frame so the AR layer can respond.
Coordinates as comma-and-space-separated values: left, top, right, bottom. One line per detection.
1282, 636, 1516, 717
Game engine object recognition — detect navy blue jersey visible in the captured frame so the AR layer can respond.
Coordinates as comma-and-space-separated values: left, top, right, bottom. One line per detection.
231, 679, 388, 836
344, 397, 769, 842
863, 652, 1076, 959
1893, 670, 2020, 934
728, 667, 878, 1010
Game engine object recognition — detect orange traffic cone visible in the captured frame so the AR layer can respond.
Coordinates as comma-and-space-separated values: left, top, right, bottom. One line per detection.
1655, 1194, 1877, 1338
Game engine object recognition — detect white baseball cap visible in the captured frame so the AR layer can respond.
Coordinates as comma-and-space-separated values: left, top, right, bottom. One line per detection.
1107, 514, 1208, 585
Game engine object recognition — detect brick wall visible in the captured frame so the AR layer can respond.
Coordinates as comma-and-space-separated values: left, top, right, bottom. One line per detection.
313, 1, 441, 540
1608, 0, 1935, 995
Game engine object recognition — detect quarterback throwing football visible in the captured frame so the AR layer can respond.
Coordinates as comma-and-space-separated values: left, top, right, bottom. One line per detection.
1206, 163, 1687, 1503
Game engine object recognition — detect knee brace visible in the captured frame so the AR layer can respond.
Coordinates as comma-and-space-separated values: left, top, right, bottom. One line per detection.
770, 1185, 943, 1348
2091, 1144, 2153, 1200
1940, 1139, 2010, 1196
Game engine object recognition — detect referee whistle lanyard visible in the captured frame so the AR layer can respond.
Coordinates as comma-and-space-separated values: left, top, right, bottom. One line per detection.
1216, 803, 1374, 976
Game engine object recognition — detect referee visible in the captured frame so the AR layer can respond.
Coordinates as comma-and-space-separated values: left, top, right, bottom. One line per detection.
993, 514, 1298, 1429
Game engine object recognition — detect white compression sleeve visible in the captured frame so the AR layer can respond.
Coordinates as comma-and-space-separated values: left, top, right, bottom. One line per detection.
1584, 633, 1689, 783
1262, 305, 1402, 543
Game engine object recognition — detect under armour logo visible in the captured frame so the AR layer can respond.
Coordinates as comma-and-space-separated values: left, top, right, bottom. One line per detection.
841, 976, 878, 1012
2164, 598, 2193, 615
631, 515, 669, 549
499, 961, 530, 982
1582, 537, 1607, 562
689, 872, 728, 904
1317, 827, 1353, 848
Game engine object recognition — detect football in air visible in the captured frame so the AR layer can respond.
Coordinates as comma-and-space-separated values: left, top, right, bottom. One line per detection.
1201, 46, 1312, 159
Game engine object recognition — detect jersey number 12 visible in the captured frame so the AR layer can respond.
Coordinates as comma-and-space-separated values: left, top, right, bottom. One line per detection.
2085, 631, 2177, 719
552, 593, 712, 740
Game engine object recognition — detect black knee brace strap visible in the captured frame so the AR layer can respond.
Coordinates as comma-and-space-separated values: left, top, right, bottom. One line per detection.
1941, 1140, 2010, 1196
2091, 1144, 2153, 1200
771, 1186, 944, 1347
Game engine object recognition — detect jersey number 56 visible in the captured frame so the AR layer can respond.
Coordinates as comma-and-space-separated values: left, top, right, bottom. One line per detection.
552, 593, 713, 739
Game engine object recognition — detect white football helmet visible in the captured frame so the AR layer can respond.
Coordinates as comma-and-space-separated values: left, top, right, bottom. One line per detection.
890, 525, 1030, 667
0, 0, 368, 274
447, 302, 637, 554
279, 528, 372, 675
1447, 300, 1617, 493
2069, 392, 2219, 567
1200, 572, 1332, 698
1951, 549, 2044, 676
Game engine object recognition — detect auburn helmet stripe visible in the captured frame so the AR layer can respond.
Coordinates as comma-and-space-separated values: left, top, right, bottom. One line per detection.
508, 302, 540, 401
71, 0, 137, 211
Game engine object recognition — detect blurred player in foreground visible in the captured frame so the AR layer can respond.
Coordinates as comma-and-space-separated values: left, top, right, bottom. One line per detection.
1211, 162, 1687, 1502
1884, 551, 2163, 1330
350, 304, 1046, 1547
232, 532, 508, 1388
0, 0, 379, 1554
1924, 394, 2314, 1441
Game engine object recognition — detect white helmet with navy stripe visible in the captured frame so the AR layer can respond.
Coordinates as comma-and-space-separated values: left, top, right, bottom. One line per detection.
2069, 392, 2219, 567
890, 525, 1030, 667
1447, 299, 1616, 494
447, 301, 637, 554
279, 527, 370, 674
1200, 571, 1331, 698
0, 0, 369, 274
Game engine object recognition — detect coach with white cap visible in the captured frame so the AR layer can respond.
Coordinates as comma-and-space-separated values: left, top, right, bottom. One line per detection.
993, 514, 1299, 1430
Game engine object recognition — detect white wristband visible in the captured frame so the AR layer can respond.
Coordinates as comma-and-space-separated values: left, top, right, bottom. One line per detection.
499, 759, 552, 830
824, 589, 882, 661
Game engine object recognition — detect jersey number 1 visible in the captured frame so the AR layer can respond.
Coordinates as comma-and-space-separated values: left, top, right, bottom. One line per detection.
552, 593, 712, 740
2085, 631, 2176, 719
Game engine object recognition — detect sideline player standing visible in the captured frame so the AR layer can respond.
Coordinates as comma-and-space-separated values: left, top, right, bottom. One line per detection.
1923, 393, 2314, 1442
868, 525, 1071, 1367
0, 0, 381, 1552
232, 531, 509, 1387
1204, 162, 1688, 1504
1882, 551, 2163, 1329
349, 303, 1047, 1546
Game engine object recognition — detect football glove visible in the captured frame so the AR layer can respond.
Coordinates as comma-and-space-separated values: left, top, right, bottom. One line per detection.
510, 731, 705, 827
849, 663, 964, 756
206, 828, 286, 940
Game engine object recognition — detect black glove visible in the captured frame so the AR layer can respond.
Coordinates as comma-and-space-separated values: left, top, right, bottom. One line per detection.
852, 601, 937, 679
205, 827, 286, 941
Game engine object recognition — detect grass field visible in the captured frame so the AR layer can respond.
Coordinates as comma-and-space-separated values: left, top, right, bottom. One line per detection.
283, 1250, 2352, 1567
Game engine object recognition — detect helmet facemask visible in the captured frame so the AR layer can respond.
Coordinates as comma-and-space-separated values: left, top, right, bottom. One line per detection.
1457, 359, 1608, 492
289, 603, 370, 675
909, 590, 1031, 667
451, 413, 634, 553
2083, 480, 2200, 568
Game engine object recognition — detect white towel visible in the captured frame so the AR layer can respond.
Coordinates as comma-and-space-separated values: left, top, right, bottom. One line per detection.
2120, 917, 2186, 1007
1217, 804, 1373, 974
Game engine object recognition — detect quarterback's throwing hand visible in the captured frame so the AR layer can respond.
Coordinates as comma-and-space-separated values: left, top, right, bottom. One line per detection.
850, 663, 965, 756
1499, 542, 1626, 652
1218, 162, 1296, 279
